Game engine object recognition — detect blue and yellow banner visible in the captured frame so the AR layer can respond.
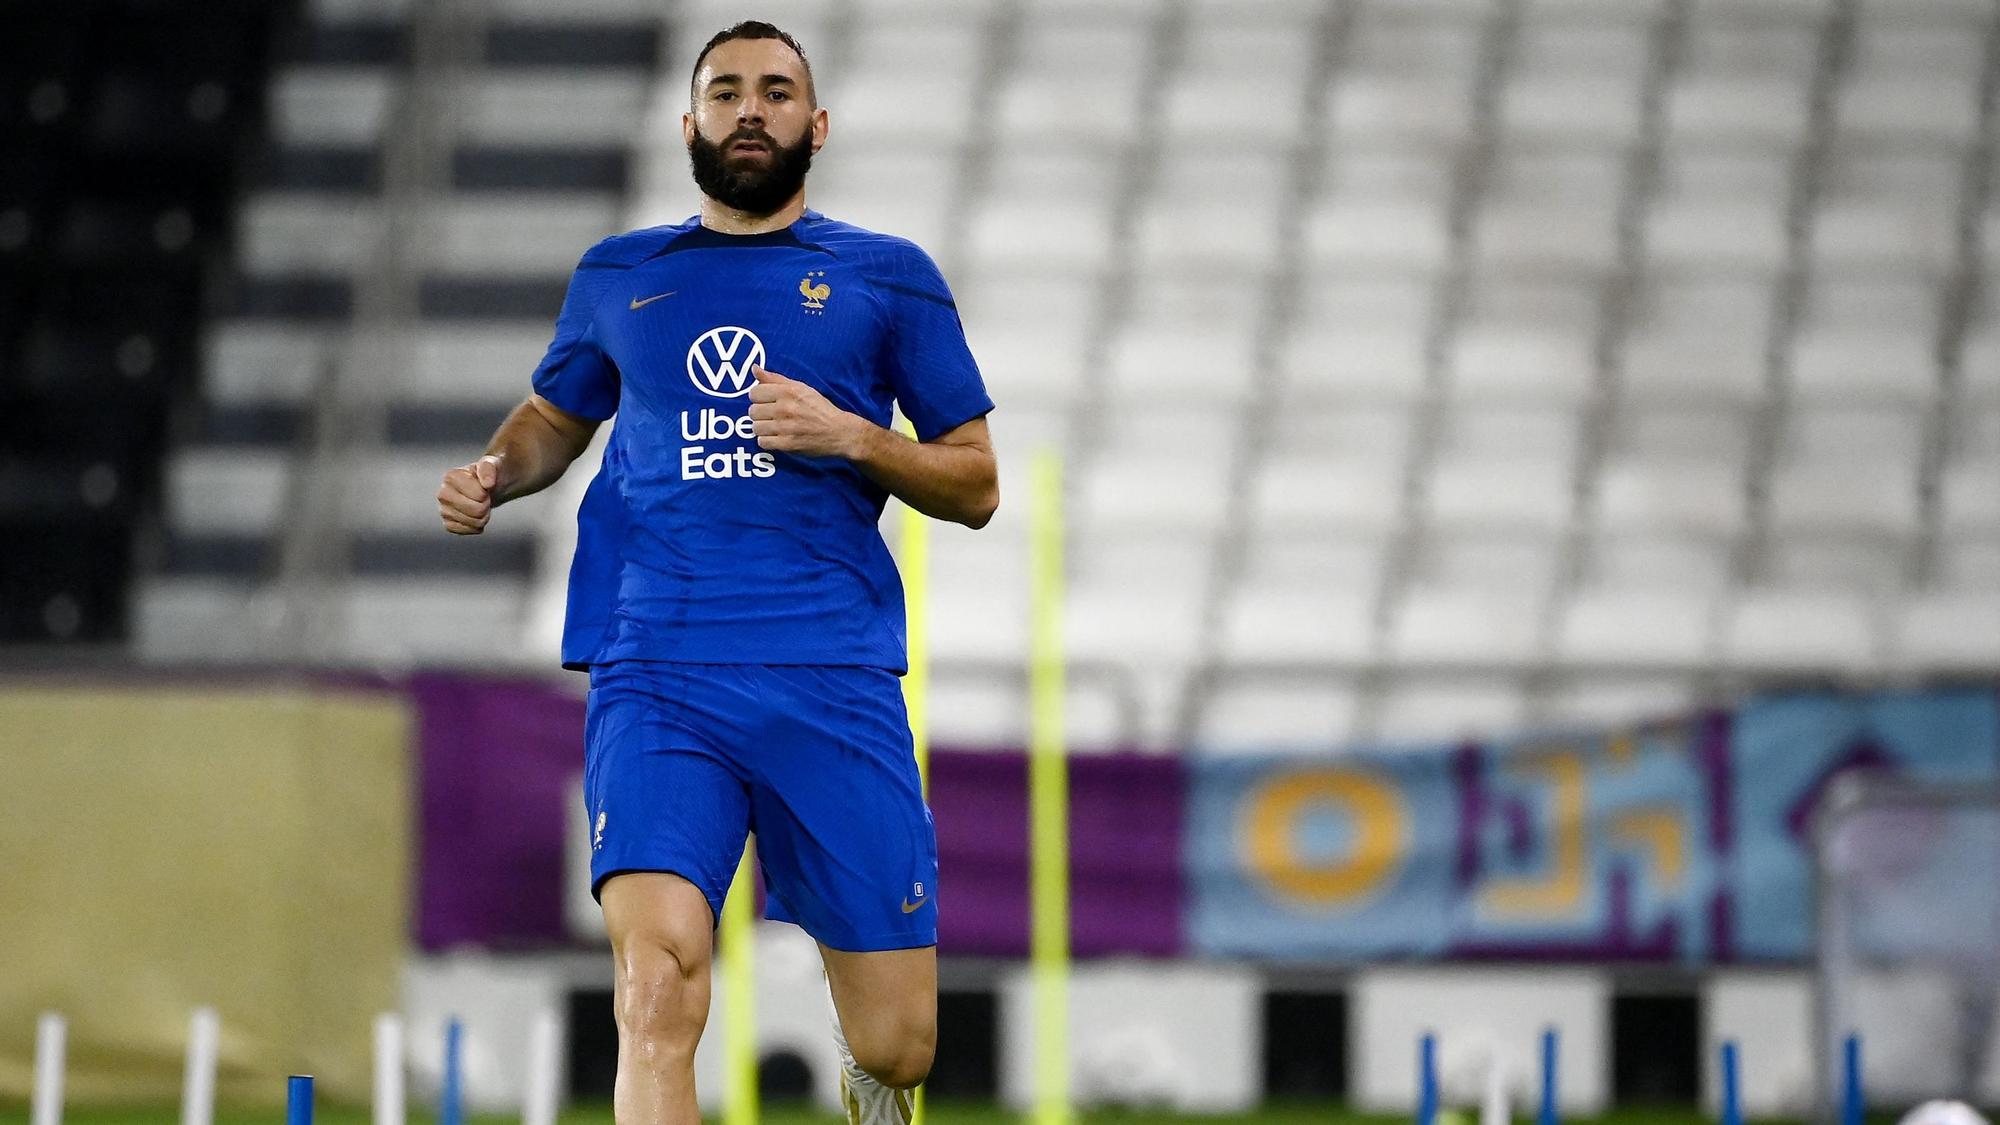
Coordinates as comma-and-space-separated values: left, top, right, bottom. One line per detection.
1188, 690, 2000, 962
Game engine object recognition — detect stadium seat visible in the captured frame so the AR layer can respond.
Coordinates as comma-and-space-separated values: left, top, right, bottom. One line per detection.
1939, 457, 2000, 534
1388, 585, 1547, 665
1373, 677, 1531, 745
133, 578, 271, 662
1765, 535, 1906, 592
1588, 533, 1736, 591
1449, 322, 1595, 402
1329, 13, 1481, 143
1303, 198, 1450, 272
982, 143, 1123, 212
1596, 458, 1747, 537
202, 323, 332, 406
1936, 537, 2000, 587
1767, 458, 1920, 537
1251, 454, 1406, 533
167, 448, 291, 536
240, 194, 373, 276
1105, 313, 1260, 406
338, 578, 531, 666
1789, 327, 1937, 403
1665, 19, 1817, 145
1437, 403, 1580, 462
1555, 585, 1717, 666
821, 74, 977, 148
1811, 146, 1959, 271
1218, 585, 1380, 666
1238, 529, 1395, 600
404, 324, 551, 405
994, 75, 1143, 147
1194, 679, 1364, 752
1781, 406, 1923, 464
810, 149, 960, 220
1646, 145, 1791, 272
1719, 587, 1879, 671
960, 270, 1096, 406
429, 195, 622, 276
1412, 530, 1562, 597
1075, 451, 1233, 536
1622, 277, 1772, 401
1499, 60, 1645, 145
1837, 21, 1984, 144
965, 198, 1114, 272
454, 74, 652, 146
1132, 198, 1285, 276
269, 67, 394, 146
842, 16, 987, 80
1537, 676, 1700, 730
1891, 588, 2000, 670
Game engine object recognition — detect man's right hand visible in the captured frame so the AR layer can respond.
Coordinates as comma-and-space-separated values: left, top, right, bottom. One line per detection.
438, 455, 501, 535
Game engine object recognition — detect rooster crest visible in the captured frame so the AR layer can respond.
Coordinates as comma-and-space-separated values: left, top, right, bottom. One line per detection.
799, 274, 832, 309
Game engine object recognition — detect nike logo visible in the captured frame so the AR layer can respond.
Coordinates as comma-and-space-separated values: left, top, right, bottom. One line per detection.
901, 897, 929, 914
629, 290, 676, 310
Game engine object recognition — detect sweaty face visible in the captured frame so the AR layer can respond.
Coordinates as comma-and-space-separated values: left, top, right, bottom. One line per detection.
686, 38, 820, 215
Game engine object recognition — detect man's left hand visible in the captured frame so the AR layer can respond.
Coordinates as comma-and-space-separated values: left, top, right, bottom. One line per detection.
747, 366, 866, 459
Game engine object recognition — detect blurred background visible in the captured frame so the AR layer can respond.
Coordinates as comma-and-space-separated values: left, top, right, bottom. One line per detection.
4, 0, 1999, 1121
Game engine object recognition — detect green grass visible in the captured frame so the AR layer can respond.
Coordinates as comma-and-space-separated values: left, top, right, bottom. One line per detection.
0, 1103, 1803, 1125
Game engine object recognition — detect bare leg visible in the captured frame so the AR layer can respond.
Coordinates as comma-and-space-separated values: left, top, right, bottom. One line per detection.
602, 873, 717, 1125
821, 943, 937, 1123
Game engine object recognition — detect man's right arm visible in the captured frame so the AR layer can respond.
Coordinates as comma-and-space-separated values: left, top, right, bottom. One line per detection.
437, 393, 600, 536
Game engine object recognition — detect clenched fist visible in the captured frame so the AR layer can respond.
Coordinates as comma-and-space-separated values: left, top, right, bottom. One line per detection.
438, 454, 501, 535
747, 366, 866, 459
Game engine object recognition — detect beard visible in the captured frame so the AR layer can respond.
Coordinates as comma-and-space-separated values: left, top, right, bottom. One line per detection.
688, 125, 814, 215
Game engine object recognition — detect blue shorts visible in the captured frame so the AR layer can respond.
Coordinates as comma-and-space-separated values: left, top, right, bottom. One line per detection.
583, 660, 938, 951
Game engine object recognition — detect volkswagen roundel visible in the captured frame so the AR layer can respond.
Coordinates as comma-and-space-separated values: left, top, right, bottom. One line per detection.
685, 325, 766, 398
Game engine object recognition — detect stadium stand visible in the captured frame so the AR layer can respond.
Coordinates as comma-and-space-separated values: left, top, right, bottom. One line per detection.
111, 0, 2000, 750
2, 1, 296, 644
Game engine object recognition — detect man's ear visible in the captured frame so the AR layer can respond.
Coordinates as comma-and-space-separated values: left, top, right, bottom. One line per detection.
810, 106, 829, 155
682, 111, 696, 148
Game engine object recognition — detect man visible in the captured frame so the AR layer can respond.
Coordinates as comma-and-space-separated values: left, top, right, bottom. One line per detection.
435, 22, 997, 1125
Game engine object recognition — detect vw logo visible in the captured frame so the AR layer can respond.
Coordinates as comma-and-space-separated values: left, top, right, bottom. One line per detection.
685, 326, 766, 398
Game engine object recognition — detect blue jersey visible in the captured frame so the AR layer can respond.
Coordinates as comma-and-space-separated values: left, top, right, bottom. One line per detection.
531, 211, 993, 672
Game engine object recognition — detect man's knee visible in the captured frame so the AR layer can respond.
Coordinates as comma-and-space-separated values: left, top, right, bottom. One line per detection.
615, 937, 708, 1053
849, 1021, 935, 1089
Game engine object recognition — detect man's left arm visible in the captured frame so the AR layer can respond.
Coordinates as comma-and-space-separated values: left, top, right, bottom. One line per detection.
747, 366, 998, 529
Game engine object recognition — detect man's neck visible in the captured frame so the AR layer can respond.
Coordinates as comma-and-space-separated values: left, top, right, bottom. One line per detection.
699, 192, 807, 235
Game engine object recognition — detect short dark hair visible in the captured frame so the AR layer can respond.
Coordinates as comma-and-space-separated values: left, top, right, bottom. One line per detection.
691, 21, 816, 107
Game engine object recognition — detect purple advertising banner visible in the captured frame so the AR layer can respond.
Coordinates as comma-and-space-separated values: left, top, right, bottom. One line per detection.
929, 749, 1185, 958
412, 673, 583, 950
409, 676, 1187, 956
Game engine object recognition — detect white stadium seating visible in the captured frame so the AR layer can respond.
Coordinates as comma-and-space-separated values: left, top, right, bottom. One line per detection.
142, 0, 2000, 750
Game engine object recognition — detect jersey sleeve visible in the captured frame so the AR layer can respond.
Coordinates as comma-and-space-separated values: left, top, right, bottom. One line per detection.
878, 245, 994, 442
529, 248, 623, 421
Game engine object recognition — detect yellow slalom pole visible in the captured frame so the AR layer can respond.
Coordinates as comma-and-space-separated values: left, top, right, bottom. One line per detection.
1027, 448, 1070, 1125
901, 502, 931, 798
720, 843, 758, 1125
896, 422, 932, 1125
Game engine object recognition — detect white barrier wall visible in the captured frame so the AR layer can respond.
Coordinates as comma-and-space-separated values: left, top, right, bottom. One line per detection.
1352, 968, 1610, 1116
404, 954, 571, 1115
1702, 971, 1814, 1117
999, 962, 1262, 1113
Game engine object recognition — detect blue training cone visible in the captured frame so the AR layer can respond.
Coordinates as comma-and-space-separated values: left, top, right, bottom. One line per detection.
1842, 1034, 1863, 1125
1418, 1033, 1439, 1125
1720, 1040, 1742, 1125
287, 1075, 313, 1125
1539, 1028, 1560, 1125
441, 1018, 464, 1125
